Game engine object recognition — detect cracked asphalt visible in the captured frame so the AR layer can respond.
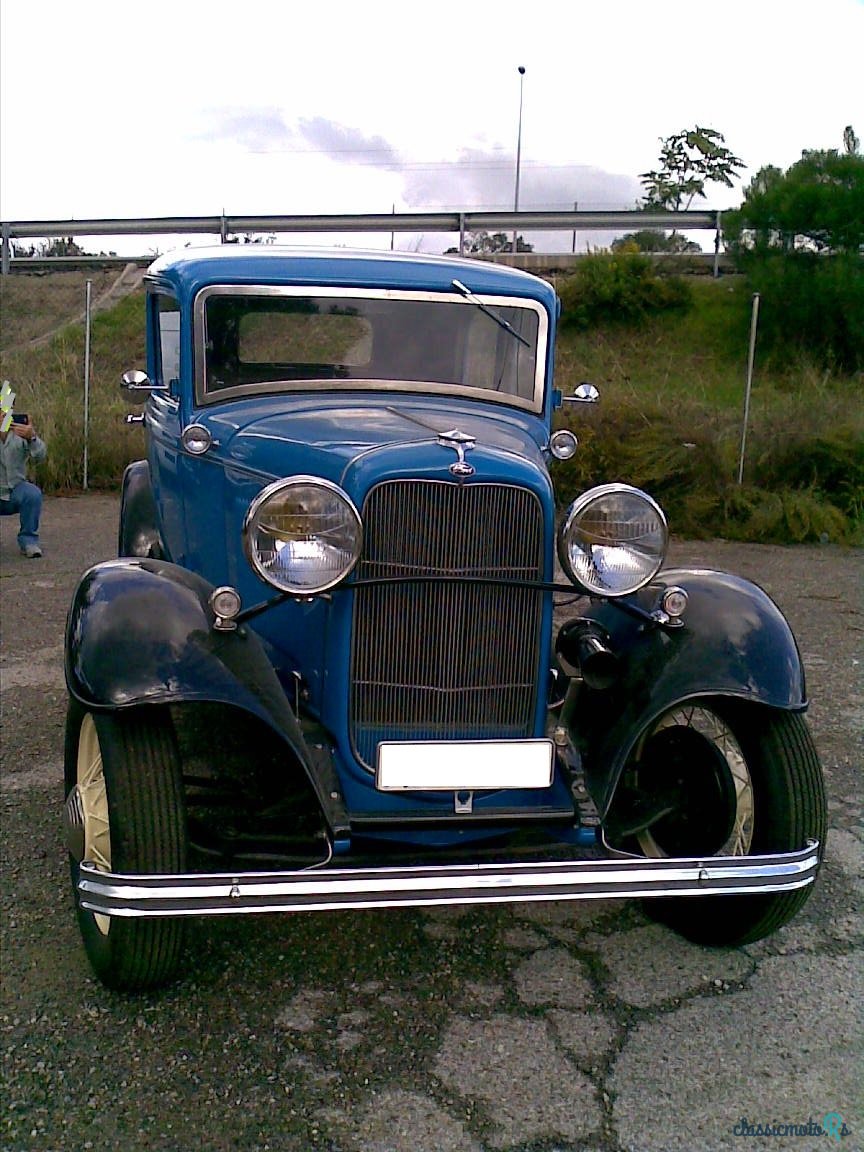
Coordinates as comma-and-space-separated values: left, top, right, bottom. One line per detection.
1, 495, 861, 1152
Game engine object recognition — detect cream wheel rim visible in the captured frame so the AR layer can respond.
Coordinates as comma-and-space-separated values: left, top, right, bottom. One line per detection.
77, 714, 112, 935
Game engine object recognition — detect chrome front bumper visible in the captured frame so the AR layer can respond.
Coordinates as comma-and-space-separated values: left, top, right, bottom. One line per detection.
77, 842, 820, 919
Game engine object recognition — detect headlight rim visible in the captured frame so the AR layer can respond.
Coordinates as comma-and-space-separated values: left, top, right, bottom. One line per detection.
557, 482, 668, 598
243, 475, 363, 595
549, 429, 578, 461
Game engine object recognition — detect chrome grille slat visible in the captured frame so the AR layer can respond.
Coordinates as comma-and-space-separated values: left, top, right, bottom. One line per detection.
350, 481, 545, 770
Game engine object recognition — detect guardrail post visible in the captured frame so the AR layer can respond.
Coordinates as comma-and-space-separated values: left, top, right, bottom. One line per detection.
713, 211, 722, 278
458, 213, 466, 256
1, 223, 10, 275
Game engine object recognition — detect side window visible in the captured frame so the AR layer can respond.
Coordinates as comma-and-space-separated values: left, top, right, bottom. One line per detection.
154, 294, 180, 388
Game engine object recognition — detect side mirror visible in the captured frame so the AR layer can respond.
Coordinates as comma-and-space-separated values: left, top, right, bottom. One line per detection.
563, 382, 600, 405
121, 369, 167, 399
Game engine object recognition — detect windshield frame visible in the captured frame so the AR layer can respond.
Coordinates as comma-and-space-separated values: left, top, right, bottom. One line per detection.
193, 284, 549, 414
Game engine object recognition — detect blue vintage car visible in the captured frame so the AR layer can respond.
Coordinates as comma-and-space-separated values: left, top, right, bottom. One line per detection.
63, 247, 825, 989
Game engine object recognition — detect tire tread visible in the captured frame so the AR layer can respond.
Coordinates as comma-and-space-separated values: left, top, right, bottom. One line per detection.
644, 706, 826, 948
65, 701, 187, 990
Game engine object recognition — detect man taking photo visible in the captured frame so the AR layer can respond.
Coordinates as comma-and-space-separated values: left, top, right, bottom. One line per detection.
0, 413, 48, 558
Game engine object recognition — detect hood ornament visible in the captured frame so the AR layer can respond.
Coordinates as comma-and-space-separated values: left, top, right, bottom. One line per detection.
438, 428, 476, 479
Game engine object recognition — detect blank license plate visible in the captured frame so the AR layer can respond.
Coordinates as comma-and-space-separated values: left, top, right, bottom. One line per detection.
376, 739, 554, 792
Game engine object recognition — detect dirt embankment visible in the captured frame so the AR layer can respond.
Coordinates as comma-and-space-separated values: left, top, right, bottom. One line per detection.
0, 265, 145, 351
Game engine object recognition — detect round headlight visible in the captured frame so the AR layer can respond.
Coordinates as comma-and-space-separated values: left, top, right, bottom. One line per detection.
558, 484, 667, 597
244, 477, 362, 594
550, 429, 578, 461
181, 424, 213, 455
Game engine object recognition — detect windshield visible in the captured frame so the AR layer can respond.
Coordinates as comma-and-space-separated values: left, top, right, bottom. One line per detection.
196, 287, 546, 412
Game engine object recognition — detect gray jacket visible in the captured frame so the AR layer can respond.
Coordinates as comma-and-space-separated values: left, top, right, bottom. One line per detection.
0, 432, 47, 499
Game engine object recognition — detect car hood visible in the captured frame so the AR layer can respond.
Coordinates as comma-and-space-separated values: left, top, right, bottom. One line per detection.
203, 395, 550, 488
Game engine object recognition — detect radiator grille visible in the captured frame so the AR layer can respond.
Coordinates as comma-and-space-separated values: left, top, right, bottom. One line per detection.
350, 481, 545, 770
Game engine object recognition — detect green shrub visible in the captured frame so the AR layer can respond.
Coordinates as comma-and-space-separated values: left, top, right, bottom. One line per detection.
724, 148, 864, 372
748, 427, 864, 519
721, 486, 853, 544
553, 403, 860, 543
557, 252, 692, 329
551, 392, 731, 536
552, 271, 863, 543
738, 251, 864, 372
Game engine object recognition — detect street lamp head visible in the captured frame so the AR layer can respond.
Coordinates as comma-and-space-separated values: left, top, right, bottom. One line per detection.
518, 66, 525, 75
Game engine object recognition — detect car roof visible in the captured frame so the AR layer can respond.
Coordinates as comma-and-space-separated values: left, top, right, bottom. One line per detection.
146, 245, 558, 307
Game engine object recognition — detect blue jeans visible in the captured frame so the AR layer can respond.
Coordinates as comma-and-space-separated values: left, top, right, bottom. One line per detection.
0, 480, 43, 549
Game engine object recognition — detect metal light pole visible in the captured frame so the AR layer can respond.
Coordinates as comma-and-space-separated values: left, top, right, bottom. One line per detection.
512, 65, 525, 254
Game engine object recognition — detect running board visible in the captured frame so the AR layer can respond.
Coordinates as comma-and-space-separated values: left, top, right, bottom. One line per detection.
77, 842, 820, 919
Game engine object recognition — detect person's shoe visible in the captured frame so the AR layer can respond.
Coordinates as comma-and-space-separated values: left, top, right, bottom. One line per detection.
21, 543, 42, 558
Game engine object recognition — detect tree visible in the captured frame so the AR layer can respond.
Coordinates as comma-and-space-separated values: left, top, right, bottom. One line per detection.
445, 230, 533, 255
34, 236, 90, 257
611, 230, 701, 254
724, 148, 864, 254
640, 126, 745, 211
12, 236, 113, 259
723, 145, 864, 371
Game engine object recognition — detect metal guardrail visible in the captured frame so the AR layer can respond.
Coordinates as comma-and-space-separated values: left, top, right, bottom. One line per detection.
1, 209, 722, 274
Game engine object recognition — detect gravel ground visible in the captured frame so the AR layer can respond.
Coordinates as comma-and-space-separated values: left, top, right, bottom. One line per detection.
1, 495, 861, 1152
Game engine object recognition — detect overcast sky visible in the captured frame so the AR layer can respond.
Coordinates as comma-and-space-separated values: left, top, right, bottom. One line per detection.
1, 0, 862, 254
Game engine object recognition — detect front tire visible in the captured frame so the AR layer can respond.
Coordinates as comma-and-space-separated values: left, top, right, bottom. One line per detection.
612, 703, 826, 946
64, 700, 187, 990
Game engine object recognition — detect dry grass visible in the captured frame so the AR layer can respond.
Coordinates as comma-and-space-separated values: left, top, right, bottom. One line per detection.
552, 282, 863, 543
0, 277, 147, 489
0, 269, 120, 349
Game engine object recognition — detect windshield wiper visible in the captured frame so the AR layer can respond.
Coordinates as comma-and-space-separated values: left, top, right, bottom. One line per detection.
451, 279, 531, 348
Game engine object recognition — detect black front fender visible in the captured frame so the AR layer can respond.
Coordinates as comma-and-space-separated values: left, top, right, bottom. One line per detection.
64, 558, 343, 834
67, 558, 276, 712
118, 460, 164, 559
570, 568, 809, 816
